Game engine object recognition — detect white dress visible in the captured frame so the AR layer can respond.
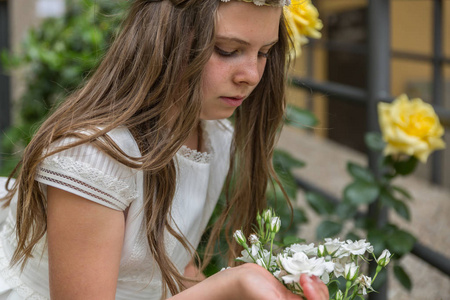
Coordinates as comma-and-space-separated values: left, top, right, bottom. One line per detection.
0, 119, 233, 300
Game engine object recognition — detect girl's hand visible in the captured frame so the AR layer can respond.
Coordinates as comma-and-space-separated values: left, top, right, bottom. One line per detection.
300, 274, 329, 300
171, 263, 328, 300
236, 264, 329, 300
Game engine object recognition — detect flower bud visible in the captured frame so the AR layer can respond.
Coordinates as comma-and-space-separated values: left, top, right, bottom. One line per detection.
335, 290, 344, 300
376, 249, 392, 267
317, 244, 326, 257
262, 209, 272, 224
269, 217, 281, 233
256, 212, 262, 225
233, 230, 247, 247
344, 262, 359, 281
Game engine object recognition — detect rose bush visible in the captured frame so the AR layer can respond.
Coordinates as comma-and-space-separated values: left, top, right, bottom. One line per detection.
378, 94, 446, 162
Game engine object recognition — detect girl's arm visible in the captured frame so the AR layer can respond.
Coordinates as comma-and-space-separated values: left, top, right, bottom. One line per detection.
182, 259, 206, 288
172, 263, 328, 300
47, 186, 125, 300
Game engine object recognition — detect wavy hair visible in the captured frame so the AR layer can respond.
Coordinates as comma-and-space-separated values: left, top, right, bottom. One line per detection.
2, 0, 291, 297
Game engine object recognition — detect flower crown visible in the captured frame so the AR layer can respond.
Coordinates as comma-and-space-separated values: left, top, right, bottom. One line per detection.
220, 0, 291, 7
220, 0, 322, 56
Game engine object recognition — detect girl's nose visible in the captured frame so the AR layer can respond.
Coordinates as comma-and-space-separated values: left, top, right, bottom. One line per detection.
233, 57, 263, 87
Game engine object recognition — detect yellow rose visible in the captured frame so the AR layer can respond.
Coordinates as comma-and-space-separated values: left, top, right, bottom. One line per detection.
284, 0, 323, 56
378, 94, 446, 163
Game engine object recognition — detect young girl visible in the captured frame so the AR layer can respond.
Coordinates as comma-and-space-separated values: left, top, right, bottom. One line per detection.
0, 0, 329, 299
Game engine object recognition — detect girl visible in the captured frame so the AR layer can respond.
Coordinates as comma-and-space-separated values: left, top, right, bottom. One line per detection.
0, 0, 329, 299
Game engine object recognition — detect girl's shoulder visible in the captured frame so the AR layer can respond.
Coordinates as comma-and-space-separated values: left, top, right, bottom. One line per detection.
104, 126, 141, 158
37, 126, 140, 211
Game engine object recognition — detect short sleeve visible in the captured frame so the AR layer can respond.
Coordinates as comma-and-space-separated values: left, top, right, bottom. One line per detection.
35, 131, 139, 211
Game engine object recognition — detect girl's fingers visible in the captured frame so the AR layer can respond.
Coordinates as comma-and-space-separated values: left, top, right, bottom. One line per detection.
300, 274, 329, 300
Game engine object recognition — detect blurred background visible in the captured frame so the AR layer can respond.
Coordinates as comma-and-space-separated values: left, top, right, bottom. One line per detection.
0, 0, 449, 299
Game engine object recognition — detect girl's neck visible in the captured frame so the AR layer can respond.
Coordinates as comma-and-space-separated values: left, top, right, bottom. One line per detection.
183, 121, 202, 152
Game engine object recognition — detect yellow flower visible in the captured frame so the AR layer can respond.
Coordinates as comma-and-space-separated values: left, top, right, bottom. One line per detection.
378, 94, 446, 162
284, 0, 323, 57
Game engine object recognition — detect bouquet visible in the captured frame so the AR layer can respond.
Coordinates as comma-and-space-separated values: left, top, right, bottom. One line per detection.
232, 208, 392, 300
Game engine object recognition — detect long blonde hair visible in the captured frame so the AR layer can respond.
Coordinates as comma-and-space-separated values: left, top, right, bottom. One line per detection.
2, 0, 291, 297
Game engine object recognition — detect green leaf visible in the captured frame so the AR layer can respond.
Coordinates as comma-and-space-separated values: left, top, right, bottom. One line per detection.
386, 229, 416, 256
365, 132, 385, 152
343, 180, 380, 205
368, 228, 387, 255
345, 231, 360, 241
336, 201, 358, 219
379, 189, 411, 221
316, 220, 342, 240
327, 281, 339, 299
347, 162, 375, 183
394, 265, 412, 291
285, 105, 318, 129
273, 149, 305, 169
389, 155, 419, 176
306, 192, 335, 215
392, 199, 410, 221
392, 185, 413, 201
282, 236, 305, 247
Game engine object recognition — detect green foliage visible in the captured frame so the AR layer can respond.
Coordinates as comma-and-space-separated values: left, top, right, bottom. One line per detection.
304, 131, 419, 291
284, 104, 318, 129
306, 192, 335, 215
316, 220, 342, 240
393, 264, 412, 291
0, 0, 127, 175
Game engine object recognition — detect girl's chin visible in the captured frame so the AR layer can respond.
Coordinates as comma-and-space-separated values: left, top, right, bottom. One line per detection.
199, 109, 236, 120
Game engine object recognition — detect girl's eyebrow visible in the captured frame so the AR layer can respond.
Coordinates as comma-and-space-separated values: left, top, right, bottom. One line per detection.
216, 35, 278, 47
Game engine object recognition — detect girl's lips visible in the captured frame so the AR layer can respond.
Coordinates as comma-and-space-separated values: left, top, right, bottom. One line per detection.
220, 96, 245, 107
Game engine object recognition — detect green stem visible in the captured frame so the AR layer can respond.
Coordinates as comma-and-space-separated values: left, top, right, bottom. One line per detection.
343, 281, 352, 299
243, 245, 258, 264
267, 233, 275, 269
349, 284, 359, 300
372, 265, 382, 283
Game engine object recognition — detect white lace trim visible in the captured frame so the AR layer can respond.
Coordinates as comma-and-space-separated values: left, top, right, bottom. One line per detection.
0, 222, 48, 300
38, 156, 138, 209
178, 146, 213, 164
177, 121, 214, 164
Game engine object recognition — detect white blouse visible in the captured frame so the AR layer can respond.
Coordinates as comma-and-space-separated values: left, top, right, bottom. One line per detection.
0, 119, 233, 300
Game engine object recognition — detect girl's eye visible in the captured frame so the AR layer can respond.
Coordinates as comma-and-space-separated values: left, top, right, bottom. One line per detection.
258, 51, 270, 59
215, 46, 237, 57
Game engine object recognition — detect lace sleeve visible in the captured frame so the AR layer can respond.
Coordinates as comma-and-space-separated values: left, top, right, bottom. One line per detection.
36, 137, 138, 211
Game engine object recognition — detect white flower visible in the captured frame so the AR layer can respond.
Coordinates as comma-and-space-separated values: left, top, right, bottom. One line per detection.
376, 249, 392, 267
249, 234, 259, 245
335, 290, 344, 300
256, 249, 277, 270
323, 238, 344, 256
319, 261, 335, 284
317, 245, 325, 257
287, 243, 317, 256
254, 0, 266, 6
262, 209, 272, 224
278, 252, 334, 284
344, 262, 359, 281
341, 239, 373, 256
332, 256, 351, 278
233, 230, 247, 247
269, 217, 281, 233
236, 249, 255, 263
356, 274, 372, 295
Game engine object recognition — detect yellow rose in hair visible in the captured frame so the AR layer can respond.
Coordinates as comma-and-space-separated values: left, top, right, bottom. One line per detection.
378, 94, 446, 163
284, 0, 323, 56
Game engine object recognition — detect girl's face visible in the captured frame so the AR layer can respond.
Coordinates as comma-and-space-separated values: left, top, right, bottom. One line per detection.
200, 1, 282, 120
